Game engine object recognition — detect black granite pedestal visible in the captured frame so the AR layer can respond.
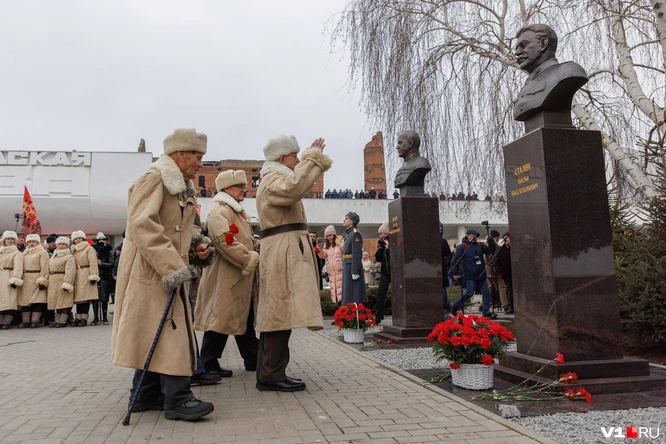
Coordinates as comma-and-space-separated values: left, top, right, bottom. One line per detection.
495, 126, 656, 392
374, 196, 444, 344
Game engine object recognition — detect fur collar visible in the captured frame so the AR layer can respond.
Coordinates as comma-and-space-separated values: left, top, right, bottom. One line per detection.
74, 241, 90, 252
149, 155, 197, 197
0, 245, 17, 254
260, 160, 294, 178
23, 246, 44, 256
213, 191, 244, 213
54, 249, 71, 257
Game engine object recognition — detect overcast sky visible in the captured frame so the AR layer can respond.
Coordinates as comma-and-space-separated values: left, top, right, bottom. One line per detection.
0, 0, 380, 192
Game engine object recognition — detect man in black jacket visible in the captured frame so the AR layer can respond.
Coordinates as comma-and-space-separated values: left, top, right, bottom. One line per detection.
449, 229, 496, 319
373, 222, 390, 324
92, 232, 114, 325
495, 232, 513, 314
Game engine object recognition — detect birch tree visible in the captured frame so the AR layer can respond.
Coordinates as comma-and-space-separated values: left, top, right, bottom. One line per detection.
332, 0, 663, 200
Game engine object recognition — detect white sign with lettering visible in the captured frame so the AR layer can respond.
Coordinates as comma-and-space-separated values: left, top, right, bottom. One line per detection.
0, 151, 91, 166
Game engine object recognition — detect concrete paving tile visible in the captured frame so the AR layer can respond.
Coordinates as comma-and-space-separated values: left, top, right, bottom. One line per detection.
0, 327, 551, 444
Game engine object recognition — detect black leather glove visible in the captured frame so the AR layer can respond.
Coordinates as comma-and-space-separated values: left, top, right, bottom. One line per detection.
38, 284, 47, 290
10, 283, 17, 289
89, 280, 97, 285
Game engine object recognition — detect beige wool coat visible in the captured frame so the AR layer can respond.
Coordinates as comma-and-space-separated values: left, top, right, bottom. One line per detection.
0, 245, 23, 312
255, 147, 332, 332
47, 249, 76, 310
72, 241, 100, 303
112, 154, 201, 377
19, 246, 49, 306
195, 192, 259, 335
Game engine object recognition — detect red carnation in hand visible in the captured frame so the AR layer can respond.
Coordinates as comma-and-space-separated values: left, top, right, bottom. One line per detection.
224, 233, 235, 246
314, 246, 321, 254
555, 353, 565, 364
229, 224, 240, 235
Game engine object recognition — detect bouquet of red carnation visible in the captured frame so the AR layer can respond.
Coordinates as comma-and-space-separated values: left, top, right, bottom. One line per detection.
333, 303, 376, 330
428, 314, 514, 368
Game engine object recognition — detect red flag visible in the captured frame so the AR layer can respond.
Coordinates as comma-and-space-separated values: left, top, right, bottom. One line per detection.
22, 186, 42, 236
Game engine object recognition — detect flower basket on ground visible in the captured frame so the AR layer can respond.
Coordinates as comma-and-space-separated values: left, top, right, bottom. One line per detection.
428, 314, 515, 389
334, 303, 376, 344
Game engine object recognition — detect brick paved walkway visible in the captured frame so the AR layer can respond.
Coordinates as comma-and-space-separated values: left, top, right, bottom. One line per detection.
0, 319, 555, 443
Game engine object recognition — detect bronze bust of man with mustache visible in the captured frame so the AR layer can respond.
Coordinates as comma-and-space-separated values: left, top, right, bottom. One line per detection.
513, 24, 588, 130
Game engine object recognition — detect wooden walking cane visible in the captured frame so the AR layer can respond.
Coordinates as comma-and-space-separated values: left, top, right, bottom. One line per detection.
122, 288, 177, 426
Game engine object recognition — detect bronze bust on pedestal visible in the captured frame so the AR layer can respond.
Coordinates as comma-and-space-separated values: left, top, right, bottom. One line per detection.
513, 24, 588, 132
393, 131, 431, 196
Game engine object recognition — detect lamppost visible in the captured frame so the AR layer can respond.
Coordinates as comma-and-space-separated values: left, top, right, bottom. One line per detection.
14, 213, 23, 232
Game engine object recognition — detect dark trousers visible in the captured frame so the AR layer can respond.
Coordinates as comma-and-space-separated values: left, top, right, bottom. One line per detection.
76, 302, 90, 314
451, 279, 492, 315
130, 370, 193, 410
256, 330, 291, 383
200, 306, 258, 372
374, 273, 390, 322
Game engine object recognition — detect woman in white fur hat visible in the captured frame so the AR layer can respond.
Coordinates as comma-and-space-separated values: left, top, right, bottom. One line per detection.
47, 237, 76, 328
18, 234, 50, 328
316, 225, 343, 304
0, 231, 24, 329
70, 231, 100, 327
195, 170, 260, 375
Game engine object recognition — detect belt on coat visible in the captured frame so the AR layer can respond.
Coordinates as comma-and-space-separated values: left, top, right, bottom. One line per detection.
24, 270, 40, 273
0, 267, 13, 271
261, 223, 309, 238
342, 254, 353, 259
77, 265, 90, 269
50, 271, 65, 275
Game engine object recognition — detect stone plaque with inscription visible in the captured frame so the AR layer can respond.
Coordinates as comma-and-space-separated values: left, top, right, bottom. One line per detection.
374, 196, 444, 343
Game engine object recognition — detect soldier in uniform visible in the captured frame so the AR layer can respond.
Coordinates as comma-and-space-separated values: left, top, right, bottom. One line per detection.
341, 212, 367, 304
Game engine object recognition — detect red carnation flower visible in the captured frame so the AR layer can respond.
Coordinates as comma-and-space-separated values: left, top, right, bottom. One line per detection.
480, 354, 494, 366
449, 362, 460, 370
555, 353, 565, 364
224, 233, 235, 246
229, 224, 240, 234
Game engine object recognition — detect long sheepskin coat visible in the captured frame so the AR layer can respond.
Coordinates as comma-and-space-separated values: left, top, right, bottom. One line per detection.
0, 245, 23, 312
72, 241, 100, 303
195, 192, 259, 335
19, 246, 49, 306
112, 154, 201, 376
47, 249, 76, 310
255, 147, 332, 332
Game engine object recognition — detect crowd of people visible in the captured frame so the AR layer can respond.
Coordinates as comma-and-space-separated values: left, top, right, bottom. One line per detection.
0, 230, 117, 329
1, 127, 513, 423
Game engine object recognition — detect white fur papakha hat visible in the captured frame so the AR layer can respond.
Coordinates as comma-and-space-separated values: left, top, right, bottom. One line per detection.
263, 134, 300, 161
56, 237, 70, 246
1, 231, 17, 243
163, 128, 207, 155
26, 234, 41, 243
71, 230, 86, 241
378, 222, 389, 235
216, 170, 247, 192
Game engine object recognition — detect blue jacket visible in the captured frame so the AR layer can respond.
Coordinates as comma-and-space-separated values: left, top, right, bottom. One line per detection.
450, 237, 490, 281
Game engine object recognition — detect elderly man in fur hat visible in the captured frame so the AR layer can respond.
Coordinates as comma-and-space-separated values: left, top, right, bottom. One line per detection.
111, 128, 215, 421
255, 134, 332, 392
341, 212, 367, 304
195, 170, 260, 377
